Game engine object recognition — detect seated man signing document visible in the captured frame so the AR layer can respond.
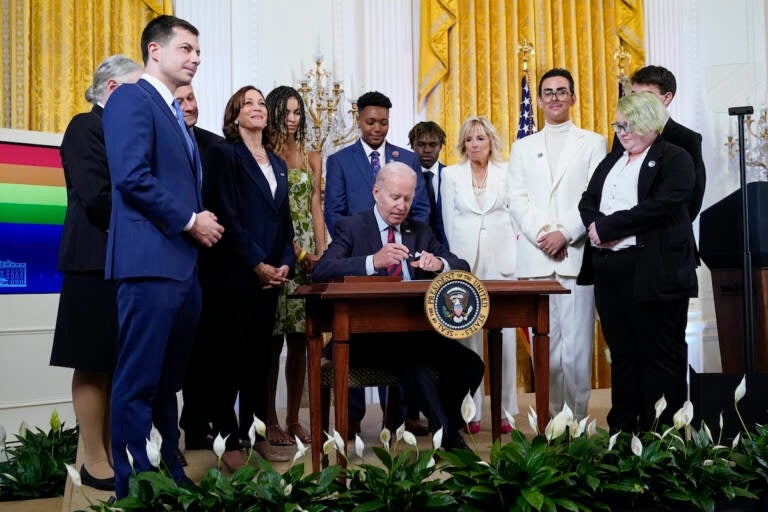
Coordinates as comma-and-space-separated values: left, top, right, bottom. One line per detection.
312, 162, 483, 450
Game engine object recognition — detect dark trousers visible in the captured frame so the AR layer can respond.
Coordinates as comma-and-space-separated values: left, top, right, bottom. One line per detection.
207, 287, 278, 450
593, 248, 689, 433
343, 332, 484, 445
111, 275, 201, 498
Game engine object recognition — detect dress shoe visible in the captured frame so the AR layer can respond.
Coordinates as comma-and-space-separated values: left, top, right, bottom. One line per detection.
500, 418, 513, 434
174, 448, 188, 467
185, 434, 214, 451
175, 474, 195, 489
347, 418, 362, 440
221, 449, 248, 472
443, 433, 470, 451
462, 421, 481, 434
405, 416, 430, 436
80, 464, 115, 491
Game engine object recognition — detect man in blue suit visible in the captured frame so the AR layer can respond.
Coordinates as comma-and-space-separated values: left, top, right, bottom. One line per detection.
103, 15, 224, 497
324, 91, 430, 237
408, 121, 448, 247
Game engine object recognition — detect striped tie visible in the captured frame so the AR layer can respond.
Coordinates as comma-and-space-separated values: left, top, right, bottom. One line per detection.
385, 226, 403, 277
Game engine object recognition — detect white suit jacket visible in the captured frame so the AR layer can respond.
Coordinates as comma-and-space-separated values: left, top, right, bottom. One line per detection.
441, 160, 516, 276
507, 124, 606, 278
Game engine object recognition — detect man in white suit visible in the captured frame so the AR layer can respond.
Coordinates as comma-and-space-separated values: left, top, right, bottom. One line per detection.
508, 68, 606, 419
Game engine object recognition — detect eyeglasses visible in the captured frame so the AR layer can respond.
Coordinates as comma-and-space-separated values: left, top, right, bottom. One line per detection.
540, 88, 572, 102
611, 122, 632, 134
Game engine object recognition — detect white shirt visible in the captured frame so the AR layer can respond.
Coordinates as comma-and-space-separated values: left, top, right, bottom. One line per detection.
598, 147, 650, 250
361, 140, 387, 167
260, 160, 277, 198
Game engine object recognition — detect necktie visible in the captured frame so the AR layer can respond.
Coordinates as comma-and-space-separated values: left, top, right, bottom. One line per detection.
172, 99, 195, 157
370, 150, 381, 177
385, 226, 403, 278
423, 170, 437, 212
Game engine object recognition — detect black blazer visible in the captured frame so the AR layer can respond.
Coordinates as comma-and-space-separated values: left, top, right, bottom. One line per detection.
57, 105, 111, 271
579, 137, 698, 301
612, 117, 705, 220
192, 125, 223, 166
312, 209, 469, 283
201, 141, 295, 290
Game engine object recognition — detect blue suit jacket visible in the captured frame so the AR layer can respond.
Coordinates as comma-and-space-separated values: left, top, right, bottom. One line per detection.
103, 78, 202, 281
311, 209, 468, 283
201, 142, 295, 290
324, 140, 430, 236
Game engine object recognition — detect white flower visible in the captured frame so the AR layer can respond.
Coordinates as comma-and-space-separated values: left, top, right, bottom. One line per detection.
734, 376, 746, 403
546, 403, 573, 441
396, 423, 405, 442
354, 434, 364, 459
213, 433, 227, 459
65, 464, 81, 487
568, 420, 579, 439
461, 393, 476, 424
380, 428, 391, 451
703, 422, 713, 444
654, 395, 667, 419
503, 408, 516, 431
332, 429, 345, 452
322, 438, 336, 455
476, 460, 490, 467
586, 418, 597, 437
50, 410, 61, 434
2, 473, 17, 482
293, 436, 308, 464
126, 445, 134, 470
150, 425, 162, 451
703, 459, 714, 466
253, 415, 267, 439
18, 421, 29, 438
732, 432, 741, 449
426, 456, 435, 469
608, 431, 620, 451
527, 406, 538, 434
577, 417, 588, 437
284, 483, 293, 496
432, 427, 443, 450
248, 423, 256, 448
403, 431, 417, 447
673, 401, 694, 430
719, 413, 724, 430
146, 438, 161, 468
631, 434, 642, 457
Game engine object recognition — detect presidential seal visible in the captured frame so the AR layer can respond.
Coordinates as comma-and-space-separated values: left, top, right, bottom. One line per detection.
424, 270, 489, 339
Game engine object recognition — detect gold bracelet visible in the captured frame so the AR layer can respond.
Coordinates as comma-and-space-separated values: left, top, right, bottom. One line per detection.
297, 249, 307, 263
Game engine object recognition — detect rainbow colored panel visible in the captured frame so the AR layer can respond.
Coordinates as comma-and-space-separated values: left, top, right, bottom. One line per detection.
0, 141, 65, 293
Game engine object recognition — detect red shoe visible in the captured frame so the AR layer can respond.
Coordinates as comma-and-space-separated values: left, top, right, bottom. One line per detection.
462, 421, 481, 434
500, 418, 513, 434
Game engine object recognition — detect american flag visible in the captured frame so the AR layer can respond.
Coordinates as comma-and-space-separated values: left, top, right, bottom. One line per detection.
517, 70, 537, 139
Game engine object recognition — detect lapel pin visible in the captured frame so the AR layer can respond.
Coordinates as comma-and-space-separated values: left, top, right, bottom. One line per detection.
648, 160, 656, 168
537, 152, 543, 158
392, 150, 400, 158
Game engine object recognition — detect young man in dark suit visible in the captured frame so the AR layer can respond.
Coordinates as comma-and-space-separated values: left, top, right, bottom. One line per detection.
613, 65, 706, 222
103, 15, 224, 497
312, 162, 483, 450
409, 121, 448, 247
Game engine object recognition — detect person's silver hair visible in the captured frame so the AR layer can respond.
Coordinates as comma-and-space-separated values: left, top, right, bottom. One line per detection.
84, 55, 142, 105
455, 116, 505, 164
617, 91, 670, 135
374, 161, 417, 188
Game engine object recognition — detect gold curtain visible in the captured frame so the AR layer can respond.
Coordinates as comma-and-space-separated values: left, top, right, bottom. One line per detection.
419, 0, 644, 165
419, 0, 644, 390
1, 0, 172, 132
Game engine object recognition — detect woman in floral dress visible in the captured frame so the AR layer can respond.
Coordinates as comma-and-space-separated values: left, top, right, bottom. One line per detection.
265, 86, 326, 444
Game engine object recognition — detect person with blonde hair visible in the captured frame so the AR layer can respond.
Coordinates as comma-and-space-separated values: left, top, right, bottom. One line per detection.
440, 116, 518, 433
578, 91, 697, 433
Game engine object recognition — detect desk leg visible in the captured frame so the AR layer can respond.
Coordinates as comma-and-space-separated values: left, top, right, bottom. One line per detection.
307, 332, 323, 472
332, 338, 350, 467
533, 295, 550, 433
487, 328, 502, 442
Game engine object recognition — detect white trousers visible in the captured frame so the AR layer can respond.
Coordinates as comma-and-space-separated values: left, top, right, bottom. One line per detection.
459, 229, 518, 421
540, 274, 595, 419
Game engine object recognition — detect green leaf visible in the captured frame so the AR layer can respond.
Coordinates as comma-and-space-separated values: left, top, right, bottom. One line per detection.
521, 487, 545, 509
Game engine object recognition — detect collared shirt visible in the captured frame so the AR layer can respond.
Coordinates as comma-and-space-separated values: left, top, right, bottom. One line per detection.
598, 147, 650, 250
361, 139, 388, 166
139, 73, 197, 230
421, 160, 440, 199
364, 207, 450, 278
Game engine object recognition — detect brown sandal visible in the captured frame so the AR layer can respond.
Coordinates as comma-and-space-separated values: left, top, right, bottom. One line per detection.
287, 422, 312, 444
254, 440, 290, 462
267, 424, 293, 446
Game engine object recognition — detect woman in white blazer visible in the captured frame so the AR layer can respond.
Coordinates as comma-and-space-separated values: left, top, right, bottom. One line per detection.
440, 116, 518, 433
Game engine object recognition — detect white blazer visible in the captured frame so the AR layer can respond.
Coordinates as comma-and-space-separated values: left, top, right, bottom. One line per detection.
507, 124, 606, 278
441, 159, 517, 276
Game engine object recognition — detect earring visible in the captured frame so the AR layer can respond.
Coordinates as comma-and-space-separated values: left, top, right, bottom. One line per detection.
234, 119, 239, 126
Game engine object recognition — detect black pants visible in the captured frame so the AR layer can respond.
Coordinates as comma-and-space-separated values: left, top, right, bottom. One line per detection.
593, 248, 689, 432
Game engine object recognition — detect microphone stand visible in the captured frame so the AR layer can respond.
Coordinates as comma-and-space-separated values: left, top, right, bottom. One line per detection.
728, 105, 755, 373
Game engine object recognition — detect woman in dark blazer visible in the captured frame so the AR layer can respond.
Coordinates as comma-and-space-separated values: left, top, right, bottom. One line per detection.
50, 55, 142, 490
578, 91, 697, 434
202, 85, 295, 470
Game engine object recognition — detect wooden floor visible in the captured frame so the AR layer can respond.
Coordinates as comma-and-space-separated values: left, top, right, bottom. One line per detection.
62, 389, 612, 512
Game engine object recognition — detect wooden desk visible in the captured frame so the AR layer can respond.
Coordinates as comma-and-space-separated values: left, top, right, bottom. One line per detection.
294, 279, 569, 470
